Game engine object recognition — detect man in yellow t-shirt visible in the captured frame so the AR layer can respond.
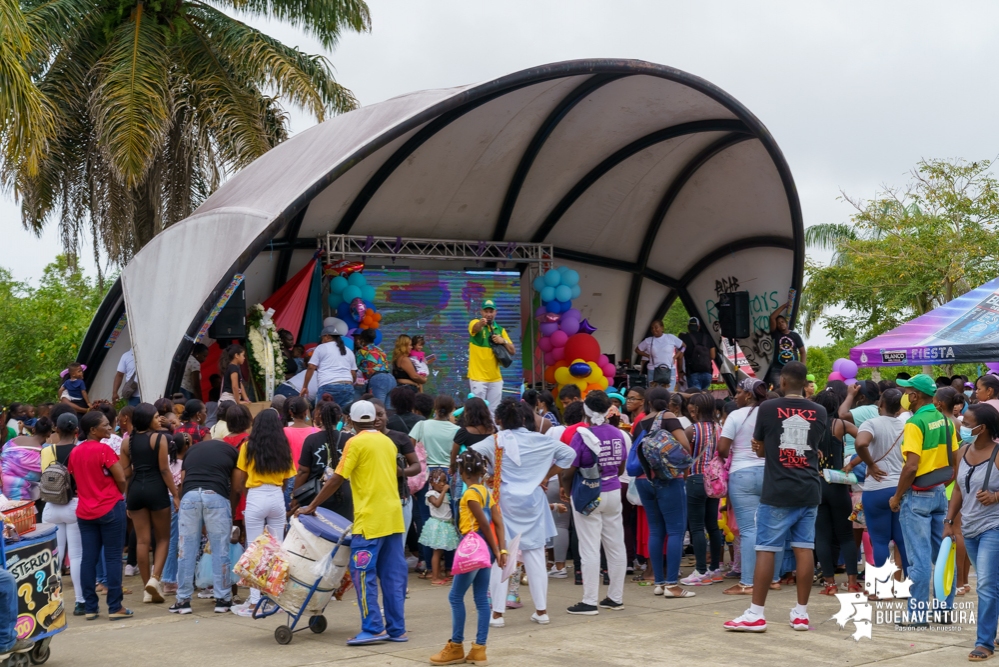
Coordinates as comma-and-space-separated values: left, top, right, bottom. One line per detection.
468, 299, 514, 414
298, 401, 407, 644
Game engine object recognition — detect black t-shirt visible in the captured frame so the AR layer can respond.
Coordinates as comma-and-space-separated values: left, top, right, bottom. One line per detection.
181, 439, 239, 499
387, 412, 423, 434
770, 330, 804, 370
679, 330, 715, 374
221, 364, 242, 395
637, 414, 683, 437
385, 429, 415, 499
454, 427, 493, 452
299, 430, 353, 519
753, 398, 825, 507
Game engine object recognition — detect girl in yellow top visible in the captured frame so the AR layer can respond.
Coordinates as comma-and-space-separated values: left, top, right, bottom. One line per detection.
431, 450, 506, 667
233, 409, 296, 616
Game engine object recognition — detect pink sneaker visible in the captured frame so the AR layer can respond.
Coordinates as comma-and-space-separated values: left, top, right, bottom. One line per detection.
680, 570, 712, 586
724, 612, 767, 632
708, 569, 725, 583
790, 610, 810, 631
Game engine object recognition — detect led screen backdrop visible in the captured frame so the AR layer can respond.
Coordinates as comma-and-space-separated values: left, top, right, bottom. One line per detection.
363, 270, 523, 401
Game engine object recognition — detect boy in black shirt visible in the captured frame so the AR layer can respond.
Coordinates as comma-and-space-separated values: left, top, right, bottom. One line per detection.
724, 361, 825, 633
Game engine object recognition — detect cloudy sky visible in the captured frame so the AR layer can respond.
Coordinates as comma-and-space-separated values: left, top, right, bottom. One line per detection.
4, 0, 996, 343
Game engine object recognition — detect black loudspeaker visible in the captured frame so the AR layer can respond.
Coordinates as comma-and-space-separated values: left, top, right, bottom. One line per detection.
208, 282, 246, 339
718, 291, 751, 340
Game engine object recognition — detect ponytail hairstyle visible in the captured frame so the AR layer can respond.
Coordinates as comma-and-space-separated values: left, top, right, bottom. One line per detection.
181, 399, 204, 422
330, 335, 347, 356
645, 387, 670, 414
495, 397, 525, 431
689, 393, 715, 423
433, 395, 455, 419
286, 396, 309, 421
220, 344, 246, 375
455, 448, 487, 480
31, 416, 54, 439
169, 432, 191, 464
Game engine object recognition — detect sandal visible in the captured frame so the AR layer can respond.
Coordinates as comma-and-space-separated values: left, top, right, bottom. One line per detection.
769, 581, 781, 590
956, 585, 968, 596
430, 580, 449, 586
820, 584, 839, 596
969, 647, 994, 662
722, 584, 753, 595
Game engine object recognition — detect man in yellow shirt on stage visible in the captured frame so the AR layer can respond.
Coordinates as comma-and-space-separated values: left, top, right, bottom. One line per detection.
467, 299, 515, 414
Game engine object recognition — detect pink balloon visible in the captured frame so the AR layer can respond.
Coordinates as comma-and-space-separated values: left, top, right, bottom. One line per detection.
538, 336, 553, 353
602, 363, 617, 379
560, 317, 580, 335
598, 354, 609, 368
544, 351, 556, 366
828, 371, 845, 382
551, 346, 565, 362
550, 330, 569, 348
540, 322, 559, 337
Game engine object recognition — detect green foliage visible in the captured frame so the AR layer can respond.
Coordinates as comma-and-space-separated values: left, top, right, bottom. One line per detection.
802, 159, 999, 342
661, 301, 690, 336
0, 257, 108, 404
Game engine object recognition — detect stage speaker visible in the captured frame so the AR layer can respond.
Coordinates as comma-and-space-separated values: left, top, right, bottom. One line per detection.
718, 291, 750, 340
208, 282, 246, 339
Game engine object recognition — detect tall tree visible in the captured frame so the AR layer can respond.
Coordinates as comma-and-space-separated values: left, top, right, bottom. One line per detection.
802, 158, 999, 341
11, 0, 370, 268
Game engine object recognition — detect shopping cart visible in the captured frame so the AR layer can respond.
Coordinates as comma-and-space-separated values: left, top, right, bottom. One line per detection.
252, 508, 352, 645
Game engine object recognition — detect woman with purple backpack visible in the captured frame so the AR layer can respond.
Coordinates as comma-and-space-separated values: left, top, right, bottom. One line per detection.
680, 393, 725, 586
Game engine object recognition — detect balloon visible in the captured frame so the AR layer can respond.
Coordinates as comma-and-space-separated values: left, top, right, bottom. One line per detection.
564, 333, 601, 363
555, 285, 572, 302
828, 371, 845, 382
839, 359, 858, 378
586, 383, 601, 392
330, 275, 349, 294
336, 301, 352, 321
574, 380, 589, 395
587, 361, 602, 378
598, 354, 609, 367
564, 308, 582, 322
602, 363, 617, 379
843, 377, 858, 386
544, 300, 561, 314
347, 272, 367, 287
544, 351, 556, 366
533, 276, 546, 292
551, 347, 565, 362
987, 362, 999, 373
342, 285, 362, 303
544, 269, 562, 287
373, 329, 382, 345
540, 312, 561, 323
571, 285, 581, 299
578, 318, 597, 335
535, 306, 547, 319
550, 330, 569, 348
557, 300, 572, 313
832, 358, 847, 374
343, 336, 355, 350
541, 286, 556, 303
562, 269, 580, 287
327, 293, 341, 308
554, 367, 573, 385
361, 285, 376, 302
350, 297, 366, 322
538, 336, 554, 353
372, 312, 382, 321
596, 375, 609, 390
326, 259, 363, 277
544, 365, 557, 384
569, 361, 592, 378
560, 317, 580, 335
540, 322, 559, 337
557, 266, 571, 275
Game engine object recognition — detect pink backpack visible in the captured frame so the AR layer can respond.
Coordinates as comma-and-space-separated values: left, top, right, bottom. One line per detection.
696, 422, 728, 499
407, 442, 428, 495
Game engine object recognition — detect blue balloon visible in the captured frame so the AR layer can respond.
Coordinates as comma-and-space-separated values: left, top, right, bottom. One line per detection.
562, 269, 579, 287
361, 285, 376, 302
557, 300, 571, 313
544, 268, 562, 287
555, 285, 572, 302
544, 300, 561, 314
557, 266, 571, 275
327, 293, 341, 308
532, 276, 546, 292
571, 284, 581, 299
348, 272, 367, 287
336, 301, 353, 321
330, 275, 349, 294
373, 329, 383, 346
541, 285, 556, 303
342, 285, 362, 303
343, 336, 355, 350
569, 362, 592, 378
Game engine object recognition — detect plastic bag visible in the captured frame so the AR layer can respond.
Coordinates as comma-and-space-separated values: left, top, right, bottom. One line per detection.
195, 552, 214, 589
626, 481, 641, 506
229, 541, 244, 567
234, 529, 290, 598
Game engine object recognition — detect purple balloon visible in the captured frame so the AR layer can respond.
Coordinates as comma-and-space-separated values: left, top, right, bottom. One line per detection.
839, 359, 858, 378
832, 358, 847, 374
560, 317, 580, 335
551, 346, 565, 362
550, 330, 569, 348
578, 318, 597, 335
535, 306, 547, 319
538, 336, 553, 353
843, 376, 858, 386
564, 308, 582, 322
540, 322, 559, 337
988, 362, 999, 373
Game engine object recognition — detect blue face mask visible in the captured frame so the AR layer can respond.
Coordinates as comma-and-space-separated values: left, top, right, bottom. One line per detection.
964, 390, 973, 397
960, 426, 973, 441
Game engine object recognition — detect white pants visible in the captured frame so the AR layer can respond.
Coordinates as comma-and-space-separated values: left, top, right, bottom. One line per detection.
573, 489, 626, 606
43, 499, 83, 603
244, 485, 287, 603
469, 380, 503, 414
489, 546, 548, 614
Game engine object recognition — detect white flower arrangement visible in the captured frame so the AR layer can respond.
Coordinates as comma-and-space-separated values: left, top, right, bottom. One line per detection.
246, 304, 282, 400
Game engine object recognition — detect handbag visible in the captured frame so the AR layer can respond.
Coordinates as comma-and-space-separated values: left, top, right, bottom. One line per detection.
912, 418, 955, 490
699, 423, 728, 499
487, 324, 513, 368
452, 487, 494, 574
571, 427, 603, 515
407, 442, 428, 495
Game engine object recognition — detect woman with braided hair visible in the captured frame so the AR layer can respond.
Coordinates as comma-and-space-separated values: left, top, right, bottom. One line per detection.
294, 400, 353, 519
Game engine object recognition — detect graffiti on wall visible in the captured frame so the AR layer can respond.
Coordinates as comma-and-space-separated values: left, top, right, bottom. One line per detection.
702, 275, 780, 373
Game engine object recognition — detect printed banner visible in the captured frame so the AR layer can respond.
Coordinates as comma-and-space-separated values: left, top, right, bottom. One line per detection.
103, 312, 128, 349
196, 274, 245, 342
7, 531, 65, 640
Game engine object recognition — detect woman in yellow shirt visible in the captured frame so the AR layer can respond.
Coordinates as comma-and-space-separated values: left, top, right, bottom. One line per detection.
232, 409, 296, 616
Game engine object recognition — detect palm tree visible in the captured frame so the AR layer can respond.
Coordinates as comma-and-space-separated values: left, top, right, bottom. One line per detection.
12, 0, 370, 266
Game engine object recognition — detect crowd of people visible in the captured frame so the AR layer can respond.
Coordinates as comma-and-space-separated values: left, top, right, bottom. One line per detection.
0, 301, 996, 663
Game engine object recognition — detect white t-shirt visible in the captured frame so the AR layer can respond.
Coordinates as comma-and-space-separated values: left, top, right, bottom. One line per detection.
858, 415, 904, 491
181, 356, 201, 393
309, 341, 357, 386
426, 489, 453, 521
280, 370, 319, 396
720, 405, 764, 473
638, 334, 684, 369
116, 349, 140, 399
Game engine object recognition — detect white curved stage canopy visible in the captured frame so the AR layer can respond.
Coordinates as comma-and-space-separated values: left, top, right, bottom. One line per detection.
78, 59, 804, 400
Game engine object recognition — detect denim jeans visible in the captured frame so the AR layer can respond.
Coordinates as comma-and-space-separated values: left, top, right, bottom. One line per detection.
728, 466, 781, 586
899, 486, 954, 618
862, 487, 908, 574
367, 373, 397, 404
965, 526, 999, 652
0, 568, 17, 651
317, 383, 355, 409
755, 504, 817, 550
162, 503, 180, 585
274, 383, 299, 399
686, 372, 713, 390
685, 474, 722, 573
177, 489, 233, 602
79, 500, 127, 614
635, 477, 686, 585
449, 565, 491, 645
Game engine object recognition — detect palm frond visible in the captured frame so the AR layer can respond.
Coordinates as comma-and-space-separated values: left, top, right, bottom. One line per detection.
804, 223, 856, 251
205, 0, 370, 50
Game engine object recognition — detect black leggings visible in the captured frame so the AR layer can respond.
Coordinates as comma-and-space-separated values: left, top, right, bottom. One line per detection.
686, 475, 722, 573
815, 483, 857, 579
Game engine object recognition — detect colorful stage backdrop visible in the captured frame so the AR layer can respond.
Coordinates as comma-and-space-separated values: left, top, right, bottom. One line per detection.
363, 270, 523, 401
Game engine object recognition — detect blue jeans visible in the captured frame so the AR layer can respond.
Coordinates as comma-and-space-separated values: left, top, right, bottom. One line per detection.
79, 500, 127, 614
350, 533, 407, 637
635, 477, 686, 585
318, 383, 355, 409
687, 372, 713, 390
162, 503, 180, 584
274, 384, 299, 399
899, 486, 954, 618
367, 373, 397, 404
729, 466, 778, 587
755, 504, 817, 551
449, 565, 491, 645
862, 487, 908, 574
0, 569, 17, 651
177, 489, 233, 602
965, 526, 999, 652
127, 396, 141, 407
686, 474, 722, 573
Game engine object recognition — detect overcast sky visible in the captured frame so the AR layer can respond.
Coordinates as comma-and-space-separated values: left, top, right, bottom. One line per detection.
4, 0, 997, 344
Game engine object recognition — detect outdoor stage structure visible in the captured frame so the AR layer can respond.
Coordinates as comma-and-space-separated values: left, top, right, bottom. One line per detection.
76, 59, 805, 400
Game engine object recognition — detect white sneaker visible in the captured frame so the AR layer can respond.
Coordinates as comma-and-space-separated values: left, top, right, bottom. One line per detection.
142, 590, 153, 603
653, 585, 664, 596
197, 587, 215, 599
789, 609, 810, 631
124, 565, 138, 577
231, 602, 254, 618
531, 612, 550, 625
145, 577, 164, 603
680, 570, 712, 586
489, 616, 505, 628
548, 566, 567, 579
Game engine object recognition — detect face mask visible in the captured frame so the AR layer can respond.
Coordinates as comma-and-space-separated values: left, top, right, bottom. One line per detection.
688, 325, 697, 333
901, 394, 910, 411
964, 390, 973, 397
960, 425, 982, 442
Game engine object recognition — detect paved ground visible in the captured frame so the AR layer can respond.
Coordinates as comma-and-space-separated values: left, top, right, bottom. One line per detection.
43, 567, 983, 666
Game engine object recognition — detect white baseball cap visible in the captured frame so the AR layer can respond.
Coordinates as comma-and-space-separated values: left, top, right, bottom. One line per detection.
350, 400, 376, 424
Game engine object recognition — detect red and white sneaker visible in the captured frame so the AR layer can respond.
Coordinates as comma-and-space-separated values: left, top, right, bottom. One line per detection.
789, 610, 810, 631
723, 612, 767, 632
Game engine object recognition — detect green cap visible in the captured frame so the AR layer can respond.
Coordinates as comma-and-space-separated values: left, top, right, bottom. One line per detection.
806, 374, 815, 382
482, 299, 496, 310
897, 373, 936, 397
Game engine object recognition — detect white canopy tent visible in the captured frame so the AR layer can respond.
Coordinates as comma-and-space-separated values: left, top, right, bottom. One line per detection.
78, 58, 804, 400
